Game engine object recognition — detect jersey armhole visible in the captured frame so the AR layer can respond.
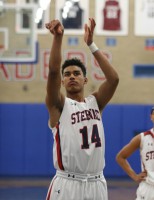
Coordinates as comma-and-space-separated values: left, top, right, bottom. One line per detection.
140, 133, 144, 149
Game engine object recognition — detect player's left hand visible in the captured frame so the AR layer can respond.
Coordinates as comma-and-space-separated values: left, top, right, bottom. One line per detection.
84, 18, 96, 46
135, 171, 147, 183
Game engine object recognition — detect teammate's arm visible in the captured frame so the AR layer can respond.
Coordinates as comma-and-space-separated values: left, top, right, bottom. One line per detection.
45, 20, 65, 127
84, 18, 119, 112
116, 134, 147, 183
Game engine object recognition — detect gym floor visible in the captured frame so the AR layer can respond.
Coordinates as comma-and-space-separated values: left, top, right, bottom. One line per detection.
0, 177, 138, 200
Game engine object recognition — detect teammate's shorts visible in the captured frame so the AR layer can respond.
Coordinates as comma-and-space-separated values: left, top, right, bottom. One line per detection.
46, 170, 108, 200
136, 181, 154, 200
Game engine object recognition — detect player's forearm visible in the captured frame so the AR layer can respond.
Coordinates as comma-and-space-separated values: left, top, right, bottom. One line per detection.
93, 49, 119, 86
116, 157, 137, 181
49, 35, 63, 72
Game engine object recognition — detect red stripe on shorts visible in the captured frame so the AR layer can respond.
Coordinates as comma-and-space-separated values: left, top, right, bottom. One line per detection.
46, 178, 54, 200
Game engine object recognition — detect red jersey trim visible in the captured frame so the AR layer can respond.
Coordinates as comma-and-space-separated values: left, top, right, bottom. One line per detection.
144, 131, 154, 138
55, 123, 64, 170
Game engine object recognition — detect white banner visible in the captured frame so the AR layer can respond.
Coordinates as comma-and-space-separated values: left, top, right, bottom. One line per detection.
135, 0, 154, 36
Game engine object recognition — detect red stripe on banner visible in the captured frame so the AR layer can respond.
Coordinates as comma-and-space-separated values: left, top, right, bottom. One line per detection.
55, 124, 64, 170
145, 47, 154, 51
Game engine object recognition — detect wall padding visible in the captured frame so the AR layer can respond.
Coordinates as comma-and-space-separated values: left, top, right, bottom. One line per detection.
0, 104, 153, 177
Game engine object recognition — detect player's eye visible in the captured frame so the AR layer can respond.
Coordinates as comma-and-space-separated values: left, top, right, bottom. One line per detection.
64, 72, 70, 77
74, 71, 81, 76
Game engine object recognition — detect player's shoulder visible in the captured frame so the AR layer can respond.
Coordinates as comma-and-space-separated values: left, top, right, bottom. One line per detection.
128, 134, 141, 149
85, 94, 97, 102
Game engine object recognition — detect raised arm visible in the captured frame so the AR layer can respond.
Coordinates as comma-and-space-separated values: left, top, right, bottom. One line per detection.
116, 134, 147, 183
45, 20, 65, 127
84, 18, 119, 111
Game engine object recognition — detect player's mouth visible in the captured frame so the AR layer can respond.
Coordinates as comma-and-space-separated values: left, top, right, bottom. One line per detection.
68, 81, 77, 86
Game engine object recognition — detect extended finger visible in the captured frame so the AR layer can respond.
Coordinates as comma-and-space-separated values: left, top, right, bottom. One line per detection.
88, 18, 95, 33
90, 18, 96, 32
84, 24, 88, 32
45, 23, 50, 29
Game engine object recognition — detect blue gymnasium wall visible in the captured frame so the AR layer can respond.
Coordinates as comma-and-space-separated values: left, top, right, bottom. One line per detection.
0, 103, 153, 177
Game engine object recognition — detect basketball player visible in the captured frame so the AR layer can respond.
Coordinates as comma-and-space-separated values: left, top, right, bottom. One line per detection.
45, 18, 119, 200
116, 107, 154, 200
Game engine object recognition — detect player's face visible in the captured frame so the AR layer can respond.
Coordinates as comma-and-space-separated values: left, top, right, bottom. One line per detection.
150, 110, 154, 123
62, 65, 87, 93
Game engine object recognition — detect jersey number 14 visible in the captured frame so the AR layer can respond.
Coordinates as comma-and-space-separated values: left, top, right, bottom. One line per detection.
80, 124, 101, 149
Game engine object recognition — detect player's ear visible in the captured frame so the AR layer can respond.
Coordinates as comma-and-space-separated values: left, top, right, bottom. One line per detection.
150, 114, 153, 122
61, 79, 64, 86
84, 77, 88, 84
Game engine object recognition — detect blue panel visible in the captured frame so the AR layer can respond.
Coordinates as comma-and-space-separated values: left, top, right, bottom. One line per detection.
122, 105, 146, 143
134, 64, 154, 78
0, 104, 24, 175
121, 105, 147, 175
0, 103, 153, 177
103, 105, 123, 176
106, 38, 117, 46
0, 103, 55, 176
24, 104, 54, 176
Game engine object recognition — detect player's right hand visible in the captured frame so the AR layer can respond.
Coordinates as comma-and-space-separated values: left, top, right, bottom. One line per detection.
45, 19, 64, 35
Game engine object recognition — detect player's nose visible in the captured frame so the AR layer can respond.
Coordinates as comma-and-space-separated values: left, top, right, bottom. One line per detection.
69, 73, 75, 79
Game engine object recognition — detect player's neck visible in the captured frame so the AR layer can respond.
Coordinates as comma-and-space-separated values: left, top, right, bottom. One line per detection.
66, 92, 85, 102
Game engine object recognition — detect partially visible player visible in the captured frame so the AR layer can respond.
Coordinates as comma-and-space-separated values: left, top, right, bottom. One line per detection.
45, 17, 119, 200
116, 106, 154, 200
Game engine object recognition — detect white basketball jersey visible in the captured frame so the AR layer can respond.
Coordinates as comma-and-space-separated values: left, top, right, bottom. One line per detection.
142, 0, 154, 18
49, 95, 105, 174
140, 129, 154, 185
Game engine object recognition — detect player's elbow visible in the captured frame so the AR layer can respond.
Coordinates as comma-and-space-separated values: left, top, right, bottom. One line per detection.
108, 75, 119, 92
107, 72, 119, 88
116, 152, 123, 164
113, 74, 119, 87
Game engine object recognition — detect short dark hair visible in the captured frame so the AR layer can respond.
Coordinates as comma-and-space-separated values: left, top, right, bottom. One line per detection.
61, 58, 86, 77
151, 106, 154, 114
